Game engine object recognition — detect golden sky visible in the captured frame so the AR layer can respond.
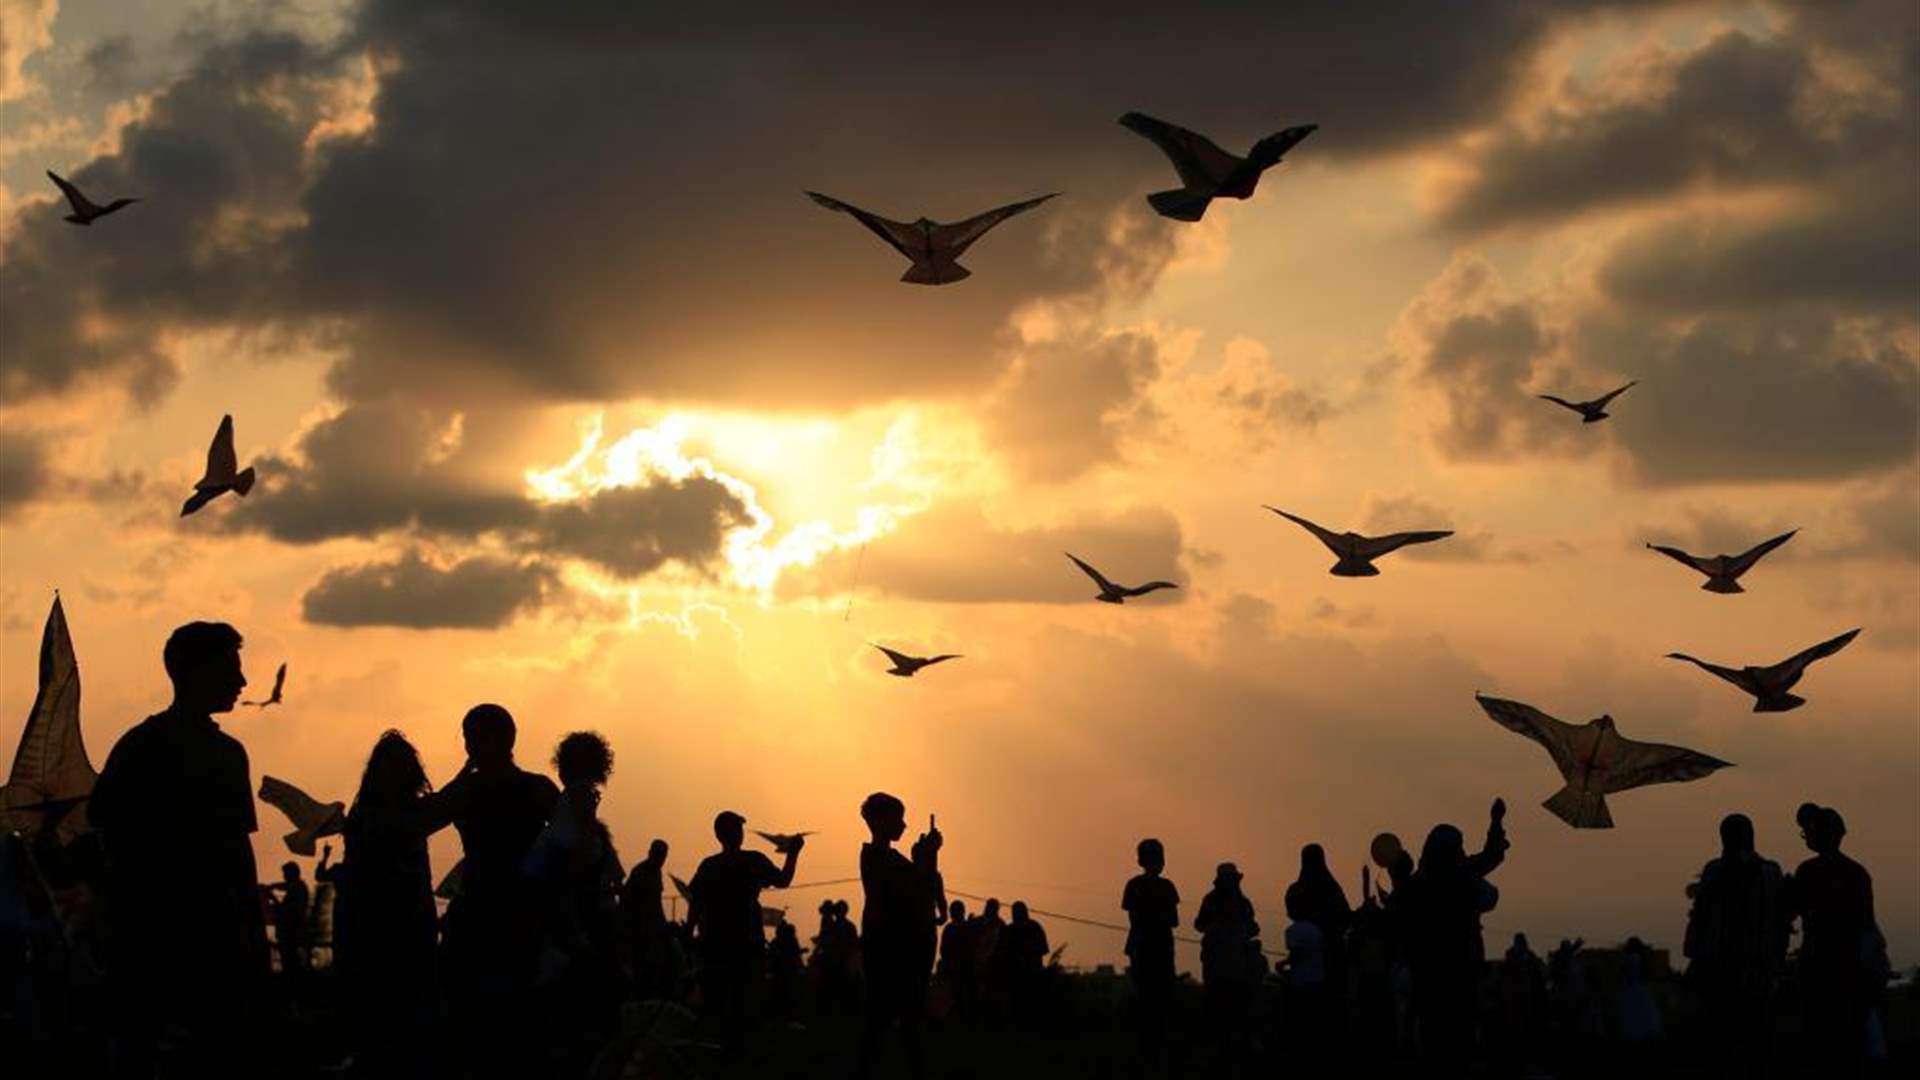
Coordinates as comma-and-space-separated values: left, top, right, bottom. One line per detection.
2, 0, 1915, 971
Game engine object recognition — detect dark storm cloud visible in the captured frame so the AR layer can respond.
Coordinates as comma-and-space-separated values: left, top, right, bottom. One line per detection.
301, 549, 556, 629
0, 429, 50, 520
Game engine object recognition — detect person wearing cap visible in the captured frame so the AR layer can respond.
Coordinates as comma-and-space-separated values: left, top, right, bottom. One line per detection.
687, 809, 802, 1043
1195, 861, 1260, 1069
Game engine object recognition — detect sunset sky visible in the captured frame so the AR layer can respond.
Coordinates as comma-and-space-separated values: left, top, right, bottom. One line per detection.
2, 0, 1915, 972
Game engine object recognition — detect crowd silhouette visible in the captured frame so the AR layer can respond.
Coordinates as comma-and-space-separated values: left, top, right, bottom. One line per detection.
0, 620, 1906, 1079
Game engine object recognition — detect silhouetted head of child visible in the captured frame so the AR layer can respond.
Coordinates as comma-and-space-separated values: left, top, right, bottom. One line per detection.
164, 621, 246, 715
554, 730, 613, 790
714, 810, 746, 850
461, 704, 517, 768
949, 899, 967, 922
648, 838, 669, 864
282, 861, 301, 882
1137, 838, 1165, 876
860, 791, 906, 845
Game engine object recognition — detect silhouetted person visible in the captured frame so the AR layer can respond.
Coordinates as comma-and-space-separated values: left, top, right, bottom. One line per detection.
687, 810, 801, 1042
1496, 933, 1547, 1072
330, 729, 454, 1080
1401, 798, 1509, 1076
1284, 890, 1329, 1054
622, 839, 671, 999
939, 899, 976, 1018
1003, 901, 1051, 1030
1790, 804, 1878, 1078
267, 860, 312, 978
89, 621, 269, 1080
526, 731, 623, 1072
1683, 813, 1787, 1079
1122, 837, 1179, 1068
1612, 936, 1662, 1043
767, 920, 804, 1023
853, 793, 945, 1080
1195, 862, 1259, 1072
972, 896, 1007, 1020
439, 703, 560, 1080
1284, 843, 1352, 1032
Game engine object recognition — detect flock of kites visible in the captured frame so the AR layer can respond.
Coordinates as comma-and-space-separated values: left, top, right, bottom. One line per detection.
35, 110, 1864, 834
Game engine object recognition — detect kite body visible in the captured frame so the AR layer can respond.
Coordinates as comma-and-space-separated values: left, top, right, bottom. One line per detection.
258, 775, 346, 856
1646, 530, 1796, 594
1118, 113, 1316, 221
0, 595, 98, 844
1666, 628, 1859, 713
181, 414, 257, 517
1064, 552, 1178, 604
807, 191, 1057, 285
47, 169, 137, 225
1264, 507, 1451, 577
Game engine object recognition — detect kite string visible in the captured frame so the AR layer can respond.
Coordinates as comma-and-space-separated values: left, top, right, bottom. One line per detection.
842, 541, 868, 622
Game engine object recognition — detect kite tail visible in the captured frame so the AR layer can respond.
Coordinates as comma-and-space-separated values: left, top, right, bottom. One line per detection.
1147, 189, 1211, 222
1542, 786, 1613, 829
1701, 578, 1745, 594
232, 467, 257, 497
901, 261, 969, 286
1753, 692, 1805, 713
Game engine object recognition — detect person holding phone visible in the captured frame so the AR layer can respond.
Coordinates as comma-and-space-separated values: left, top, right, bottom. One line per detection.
853, 794, 945, 1080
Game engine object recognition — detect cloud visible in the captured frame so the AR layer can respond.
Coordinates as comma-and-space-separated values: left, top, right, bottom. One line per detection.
1361, 495, 1536, 564
0, 427, 49, 519
985, 329, 1162, 483
301, 549, 556, 629
0, 0, 57, 103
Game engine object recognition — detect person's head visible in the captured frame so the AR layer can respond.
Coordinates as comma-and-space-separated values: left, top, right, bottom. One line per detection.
355, 729, 429, 812
1300, 843, 1329, 877
1011, 901, 1029, 924
1804, 806, 1846, 854
162, 622, 246, 714
714, 811, 746, 850
1418, 824, 1465, 873
860, 791, 906, 844
819, 899, 834, 919
1719, 813, 1756, 856
1136, 837, 1165, 875
983, 897, 1001, 920
831, 899, 849, 918
1214, 861, 1243, 891
1512, 932, 1529, 952
647, 838, 669, 864
948, 899, 967, 922
282, 861, 300, 881
461, 704, 516, 767
554, 730, 614, 790
1284, 890, 1306, 921
1795, 801, 1822, 830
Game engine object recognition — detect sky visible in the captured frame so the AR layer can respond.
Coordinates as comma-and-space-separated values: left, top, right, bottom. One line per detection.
1, 0, 1915, 972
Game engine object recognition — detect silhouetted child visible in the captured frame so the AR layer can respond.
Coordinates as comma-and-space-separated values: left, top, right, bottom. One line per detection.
853, 792, 944, 1080
1122, 837, 1179, 1068
938, 898, 975, 1019
1283, 890, 1328, 1053
767, 920, 804, 1024
1283, 843, 1351, 1033
687, 809, 801, 1045
622, 839, 671, 999
90, 621, 269, 1080
526, 731, 623, 1072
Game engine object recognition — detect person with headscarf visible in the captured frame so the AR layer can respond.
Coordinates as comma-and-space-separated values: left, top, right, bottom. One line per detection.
1195, 861, 1260, 1068
1400, 798, 1509, 1076
1683, 812, 1787, 1079
1284, 843, 1353, 1029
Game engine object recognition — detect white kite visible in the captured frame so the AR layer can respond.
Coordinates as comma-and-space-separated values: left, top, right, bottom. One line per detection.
257, 774, 346, 856
0, 594, 98, 844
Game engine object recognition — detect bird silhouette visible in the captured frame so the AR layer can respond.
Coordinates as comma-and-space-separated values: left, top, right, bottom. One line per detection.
46, 170, 138, 225
1538, 382, 1637, 423
1476, 694, 1731, 828
244, 662, 287, 708
872, 644, 962, 678
754, 830, 814, 855
180, 414, 256, 517
806, 191, 1058, 284
1646, 530, 1797, 594
1118, 112, 1316, 221
1666, 628, 1861, 712
257, 775, 345, 856
1263, 507, 1452, 576
1064, 552, 1179, 604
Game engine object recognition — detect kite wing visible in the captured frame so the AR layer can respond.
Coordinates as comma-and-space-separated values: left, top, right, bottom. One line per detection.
258, 775, 345, 856
1592, 381, 1638, 408
1264, 507, 1347, 557
1537, 395, 1583, 414
46, 170, 96, 215
1665, 652, 1753, 692
872, 644, 914, 668
1646, 543, 1708, 574
1476, 695, 1580, 780
1248, 125, 1315, 164
807, 191, 924, 261
0, 595, 98, 844
1771, 627, 1860, 684
1355, 530, 1453, 561
921, 654, 963, 667
1064, 552, 1119, 594
1727, 530, 1796, 577
670, 873, 694, 903
1118, 112, 1240, 188
1601, 734, 1731, 794
199, 415, 238, 489
929, 193, 1057, 259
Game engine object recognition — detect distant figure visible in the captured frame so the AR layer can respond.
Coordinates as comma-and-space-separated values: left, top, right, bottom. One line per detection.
179, 415, 257, 517
267, 861, 312, 978
972, 897, 1007, 1019
687, 810, 801, 1041
89, 621, 269, 1079
1790, 804, 1880, 1078
1400, 799, 1509, 1076
1002, 901, 1051, 1030
622, 839, 671, 999
1612, 936, 1663, 1043
330, 730, 455, 1080
1117, 112, 1316, 221
1683, 813, 1787, 1079
1667, 628, 1861, 713
1263, 506, 1453, 577
1284, 843, 1352, 1031
1536, 380, 1637, 423
1646, 529, 1797, 594
242, 661, 287, 708
1195, 862, 1260, 1069
46, 168, 138, 224
1476, 695, 1731, 828
439, 703, 561, 1080
767, 920, 805, 1024
872, 644, 963, 678
806, 190, 1058, 285
1122, 837, 1180, 1067
525, 731, 623, 1070
939, 899, 976, 1018
1283, 891, 1329, 1051
1497, 934, 1547, 1069
1064, 552, 1179, 604
853, 793, 945, 1080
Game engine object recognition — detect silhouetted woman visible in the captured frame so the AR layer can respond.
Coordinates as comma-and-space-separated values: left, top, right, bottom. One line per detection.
1401, 799, 1508, 1076
334, 730, 456, 1080
1284, 843, 1352, 1029
1195, 862, 1260, 1070
526, 731, 623, 1073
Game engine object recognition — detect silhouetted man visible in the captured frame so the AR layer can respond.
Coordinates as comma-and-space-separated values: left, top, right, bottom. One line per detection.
1002, 900, 1051, 1029
939, 899, 975, 1018
90, 621, 268, 1080
268, 860, 312, 978
438, 703, 559, 1080
854, 792, 944, 1080
687, 810, 800, 1041
622, 838, 670, 999
1790, 804, 1878, 1078
1683, 813, 1787, 1079
1122, 837, 1179, 1067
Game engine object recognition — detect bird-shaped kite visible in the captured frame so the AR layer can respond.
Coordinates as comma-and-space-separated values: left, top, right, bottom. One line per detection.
0, 594, 99, 845
257, 775, 346, 856
1476, 694, 1731, 829
180, 414, 256, 516
1064, 552, 1179, 604
1646, 530, 1796, 594
806, 190, 1057, 285
1118, 112, 1316, 221
244, 662, 287, 708
46, 169, 138, 225
1666, 628, 1860, 713
872, 644, 962, 678
1264, 507, 1453, 577
1538, 382, 1637, 423
754, 829, 814, 855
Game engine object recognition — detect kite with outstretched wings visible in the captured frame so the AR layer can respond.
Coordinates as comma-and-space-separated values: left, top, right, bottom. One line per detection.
258, 775, 346, 856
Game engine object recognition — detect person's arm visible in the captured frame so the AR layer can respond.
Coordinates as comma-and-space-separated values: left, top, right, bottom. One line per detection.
1467, 798, 1510, 877
771, 842, 801, 889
